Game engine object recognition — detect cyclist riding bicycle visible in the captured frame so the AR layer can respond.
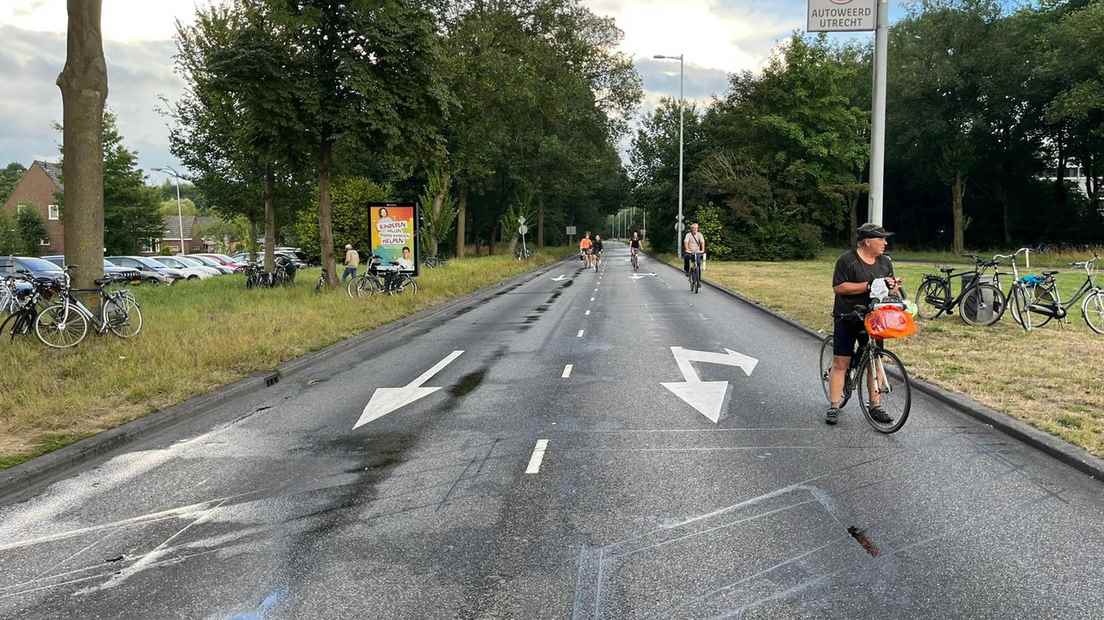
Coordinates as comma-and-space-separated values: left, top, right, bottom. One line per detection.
683, 223, 705, 278
826, 223, 903, 426
592, 234, 604, 268
579, 232, 594, 268
629, 232, 642, 269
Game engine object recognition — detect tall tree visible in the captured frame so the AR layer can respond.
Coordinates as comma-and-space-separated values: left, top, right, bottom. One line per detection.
56, 0, 107, 289
0, 163, 27, 204
279, 0, 446, 285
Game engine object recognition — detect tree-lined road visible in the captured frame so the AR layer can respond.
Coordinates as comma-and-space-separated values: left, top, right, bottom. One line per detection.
2, 243, 1102, 618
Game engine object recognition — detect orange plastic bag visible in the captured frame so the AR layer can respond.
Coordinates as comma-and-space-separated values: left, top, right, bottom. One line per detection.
865, 306, 918, 339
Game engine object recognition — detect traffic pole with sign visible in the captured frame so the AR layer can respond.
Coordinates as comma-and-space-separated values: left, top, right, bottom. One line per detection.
807, 0, 884, 225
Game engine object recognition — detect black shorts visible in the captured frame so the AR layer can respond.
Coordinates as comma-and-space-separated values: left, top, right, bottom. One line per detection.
832, 317, 869, 357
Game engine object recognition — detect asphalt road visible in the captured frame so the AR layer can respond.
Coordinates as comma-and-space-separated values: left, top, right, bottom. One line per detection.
2, 243, 1102, 619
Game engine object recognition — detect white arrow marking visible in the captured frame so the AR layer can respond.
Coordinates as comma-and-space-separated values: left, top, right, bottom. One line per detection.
630, 273, 658, 280
552, 275, 567, 282
660, 347, 759, 423
353, 351, 464, 429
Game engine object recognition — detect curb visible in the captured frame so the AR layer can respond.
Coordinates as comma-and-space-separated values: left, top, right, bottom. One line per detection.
653, 256, 1104, 482
0, 256, 571, 500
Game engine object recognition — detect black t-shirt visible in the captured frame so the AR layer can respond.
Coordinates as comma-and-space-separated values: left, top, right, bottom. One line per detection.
593, 240, 604, 252
629, 239, 641, 249
832, 250, 895, 317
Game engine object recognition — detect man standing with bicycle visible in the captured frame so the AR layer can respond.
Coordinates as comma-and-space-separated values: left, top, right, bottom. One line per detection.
826, 223, 902, 426
342, 244, 360, 283
683, 222, 705, 279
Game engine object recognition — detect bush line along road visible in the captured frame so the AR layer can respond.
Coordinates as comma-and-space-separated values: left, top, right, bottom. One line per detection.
0, 244, 1100, 618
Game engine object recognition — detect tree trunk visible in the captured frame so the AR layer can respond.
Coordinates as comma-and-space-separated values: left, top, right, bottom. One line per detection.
57, 0, 107, 294
537, 198, 545, 248
263, 167, 275, 272
952, 171, 966, 255
996, 182, 1012, 247
848, 196, 859, 248
249, 217, 259, 261
318, 141, 337, 286
455, 190, 466, 259
488, 222, 496, 256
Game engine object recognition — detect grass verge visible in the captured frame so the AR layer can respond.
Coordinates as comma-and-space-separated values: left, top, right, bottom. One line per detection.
664, 253, 1104, 457
0, 249, 571, 469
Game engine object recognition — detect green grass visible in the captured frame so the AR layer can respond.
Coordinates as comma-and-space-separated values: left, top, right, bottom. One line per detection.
664, 253, 1104, 457
0, 248, 572, 470
819, 245, 1104, 268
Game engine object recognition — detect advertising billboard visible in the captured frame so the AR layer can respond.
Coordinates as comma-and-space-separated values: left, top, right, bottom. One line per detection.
807, 0, 877, 32
368, 202, 419, 276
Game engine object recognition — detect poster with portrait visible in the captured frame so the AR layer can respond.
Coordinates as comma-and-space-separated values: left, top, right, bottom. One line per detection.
368, 202, 419, 276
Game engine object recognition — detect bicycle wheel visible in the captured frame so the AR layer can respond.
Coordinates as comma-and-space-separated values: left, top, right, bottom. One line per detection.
355, 276, 381, 298
959, 283, 1006, 327
105, 296, 142, 338
1030, 286, 1057, 329
1010, 285, 1032, 331
819, 336, 835, 403
35, 304, 89, 349
1082, 290, 1104, 335
857, 346, 911, 433
392, 274, 417, 296
632, 254, 639, 271
914, 279, 949, 320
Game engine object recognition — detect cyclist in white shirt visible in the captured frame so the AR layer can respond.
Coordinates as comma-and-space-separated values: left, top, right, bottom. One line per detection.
683, 223, 706, 277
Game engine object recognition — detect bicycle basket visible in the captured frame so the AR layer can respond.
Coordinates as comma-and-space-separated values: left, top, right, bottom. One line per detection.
865, 306, 918, 340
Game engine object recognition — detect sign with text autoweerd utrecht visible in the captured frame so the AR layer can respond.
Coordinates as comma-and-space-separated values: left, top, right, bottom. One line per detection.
808, 0, 877, 32
368, 202, 419, 276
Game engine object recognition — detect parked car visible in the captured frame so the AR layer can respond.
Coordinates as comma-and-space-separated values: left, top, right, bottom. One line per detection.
194, 253, 246, 272
172, 255, 223, 277
149, 256, 214, 280
106, 256, 181, 285
232, 250, 307, 269
186, 254, 235, 274
42, 255, 143, 283
0, 256, 64, 282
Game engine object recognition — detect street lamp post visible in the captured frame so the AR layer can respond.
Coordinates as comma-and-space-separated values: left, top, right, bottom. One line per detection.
654, 53, 684, 258
153, 165, 186, 256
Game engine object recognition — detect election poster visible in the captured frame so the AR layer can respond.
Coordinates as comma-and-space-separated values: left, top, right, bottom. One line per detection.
368, 202, 419, 276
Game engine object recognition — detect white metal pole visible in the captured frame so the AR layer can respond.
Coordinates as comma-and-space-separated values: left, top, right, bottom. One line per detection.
677, 54, 685, 258
868, 0, 889, 226
174, 174, 185, 255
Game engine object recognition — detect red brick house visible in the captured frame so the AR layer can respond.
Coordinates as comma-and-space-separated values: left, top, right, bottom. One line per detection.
1, 161, 65, 254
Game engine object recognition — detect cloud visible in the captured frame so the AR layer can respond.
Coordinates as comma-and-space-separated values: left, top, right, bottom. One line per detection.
0, 25, 184, 178
2, 0, 200, 42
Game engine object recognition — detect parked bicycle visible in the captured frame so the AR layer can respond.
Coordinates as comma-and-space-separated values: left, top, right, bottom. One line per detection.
34, 266, 143, 349
819, 302, 913, 433
348, 256, 417, 297
1006, 254, 1103, 334
423, 255, 448, 269
914, 255, 1006, 326
0, 273, 53, 342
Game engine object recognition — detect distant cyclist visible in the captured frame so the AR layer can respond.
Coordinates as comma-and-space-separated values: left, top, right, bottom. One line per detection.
629, 232, 642, 270
579, 232, 593, 268
592, 234, 604, 269
683, 223, 705, 277
825, 223, 903, 426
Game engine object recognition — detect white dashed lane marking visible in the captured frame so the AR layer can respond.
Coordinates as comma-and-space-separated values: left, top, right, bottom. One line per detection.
525, 440, 549, 474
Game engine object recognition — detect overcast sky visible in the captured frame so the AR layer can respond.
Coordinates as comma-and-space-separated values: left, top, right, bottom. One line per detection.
0, 0, 896, 183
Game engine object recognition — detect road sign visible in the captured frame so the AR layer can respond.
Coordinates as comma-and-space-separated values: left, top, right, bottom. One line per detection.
566, 225, 577, 235
807, 0, 876, 32
519, 224, 528, 235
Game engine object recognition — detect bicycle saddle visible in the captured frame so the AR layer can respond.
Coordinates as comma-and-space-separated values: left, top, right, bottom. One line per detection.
94, 277, 114, 286
939, 266, 954, 273
1042, 270, 1058, 276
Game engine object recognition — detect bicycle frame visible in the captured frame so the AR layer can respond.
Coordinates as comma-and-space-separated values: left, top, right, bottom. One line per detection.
920, 260, 991, 313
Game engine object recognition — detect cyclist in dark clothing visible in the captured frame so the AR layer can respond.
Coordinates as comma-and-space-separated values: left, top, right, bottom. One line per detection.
592, 235, 605, 268
826, 223, 903, 426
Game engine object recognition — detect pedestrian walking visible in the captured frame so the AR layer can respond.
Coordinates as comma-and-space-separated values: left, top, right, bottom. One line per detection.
342, 244, 360, 283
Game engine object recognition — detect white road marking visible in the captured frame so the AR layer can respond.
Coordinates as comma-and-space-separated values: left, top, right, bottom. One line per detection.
354, 350, 464, 429
552, 275, 567, 281
525, 440, 549, 474
660, 347, 760, 424
590, 297, 595, 302
577, 329, 585, 338
562, 364, 573, 378
585, 310, 591, 316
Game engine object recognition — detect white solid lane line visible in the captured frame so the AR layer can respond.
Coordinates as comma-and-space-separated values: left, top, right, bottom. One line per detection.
577, 329, 585, 338
562, 364, 573, 378
525, 440, 549, 474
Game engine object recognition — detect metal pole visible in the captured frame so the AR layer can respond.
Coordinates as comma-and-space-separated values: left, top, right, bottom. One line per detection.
175, 176, 185, 255
677, 54, 685, 258
868, 0, 889, 226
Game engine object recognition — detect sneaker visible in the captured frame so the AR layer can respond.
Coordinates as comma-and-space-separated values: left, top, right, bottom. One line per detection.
868, 405, 893, 424
825, 407, 840, 425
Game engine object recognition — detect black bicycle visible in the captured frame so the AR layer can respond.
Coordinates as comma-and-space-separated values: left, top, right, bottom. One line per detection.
1008, 255, 1103, 333
914, 255, 1006, 326
818, 304, 913, 433
687, 253, 703, 294
0, 273, 53, 342
631, 248, 640, 272
34, 266, 142, 349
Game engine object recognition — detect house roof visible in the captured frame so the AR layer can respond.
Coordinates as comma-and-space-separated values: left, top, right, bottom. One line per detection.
161, 215, 220, 241
33, 161, 64, 191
